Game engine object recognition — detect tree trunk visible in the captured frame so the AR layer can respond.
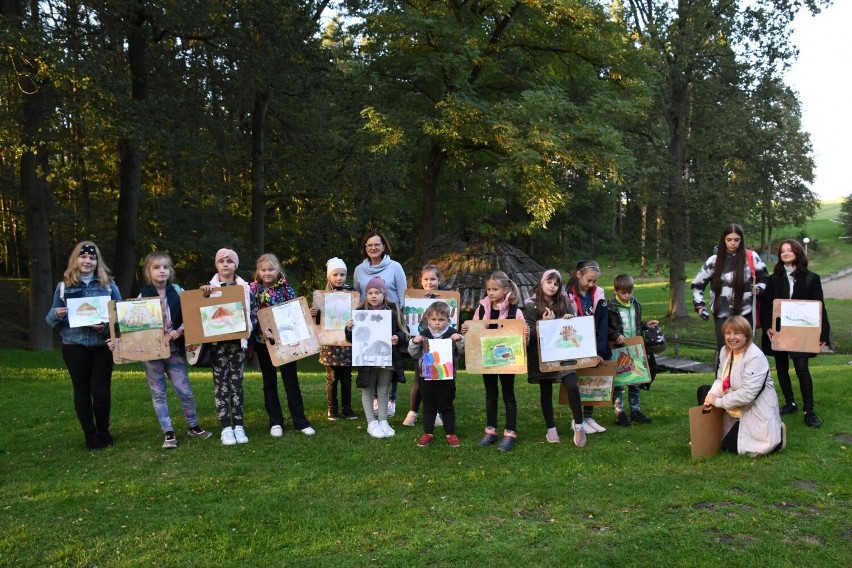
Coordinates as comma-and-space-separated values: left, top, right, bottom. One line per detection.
610, 192, 621, 268
113, 2, 149, 296
412, 142, 447, 267
250, 89, 271, 258
665, 67, 691, 320
639, 203, 648, 277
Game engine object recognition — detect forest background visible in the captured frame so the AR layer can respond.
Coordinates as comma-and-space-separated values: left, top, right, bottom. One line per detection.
2, 0, 844, 351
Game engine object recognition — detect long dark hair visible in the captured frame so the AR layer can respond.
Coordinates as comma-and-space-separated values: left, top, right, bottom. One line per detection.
712, 223, 746, 316
566, 259, 600, 296
773, 239, 809, 277
532, 270, 570, 318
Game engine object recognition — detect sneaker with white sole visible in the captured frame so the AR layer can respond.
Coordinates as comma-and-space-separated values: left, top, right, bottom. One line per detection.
379, 420, 395, 437
300, 426, 316, 436
367, 420, 385, 438
573, 423, 587, 448
234, 425, 249, 444
434, 414, 443, 427
221, 426, 237, 446
188, 425, 213, 439
403, 411, 418, 427
270, 425, 284, 437
162, 431, 178, 449
387, 400, 396, 417
584, 417, 606, 433
546, 427, 560, 443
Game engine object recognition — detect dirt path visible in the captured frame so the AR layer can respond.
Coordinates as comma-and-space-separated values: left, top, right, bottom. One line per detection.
822, 270, 852, 300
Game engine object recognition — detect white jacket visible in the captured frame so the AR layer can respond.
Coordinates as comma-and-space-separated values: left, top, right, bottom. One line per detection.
710, 342, 782, 456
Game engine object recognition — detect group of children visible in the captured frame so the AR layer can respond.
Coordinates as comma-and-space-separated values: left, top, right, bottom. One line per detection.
48, 240, 659, 453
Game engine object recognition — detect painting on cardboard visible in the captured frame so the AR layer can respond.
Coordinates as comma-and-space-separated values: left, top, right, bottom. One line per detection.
538, 316, 597, 362
200, 302, 247, 337
352, 310, 393, 367
421, 338, 454, 381
116, 298, 164, 333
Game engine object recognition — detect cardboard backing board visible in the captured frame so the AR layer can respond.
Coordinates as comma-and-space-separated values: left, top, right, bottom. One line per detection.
107, 298, 170, 364
181, 286, 250, 345
403, 290, 462, 336
537, 316, 599, 373
312, 290, 360, 346
770, 299, 823, 354
559, 361, 616, 406
610, 336, 652, 386
257, 297, 320, 366
463, 319, 528, 375
688, 405, 724, 459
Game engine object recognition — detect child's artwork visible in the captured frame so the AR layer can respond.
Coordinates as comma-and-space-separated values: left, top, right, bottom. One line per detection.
610, 336, 651, 387
312, 290, 360, 347
352, 309, 392, 367
560, 361, 616, 406
116, 298, 163, 333
538, 316, 597, 362
257, 297, 321, 366
421, 338, 454, 381
107, 298, 170, 364
200, 301, 247, 337
770, 299, 823, 354
403, 290, 461, 336
464, 319, 528, 375
66, 296, 110, 328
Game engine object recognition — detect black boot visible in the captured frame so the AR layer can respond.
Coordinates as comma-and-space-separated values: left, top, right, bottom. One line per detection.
85, 430, 104, 451
98, 429, 114, 447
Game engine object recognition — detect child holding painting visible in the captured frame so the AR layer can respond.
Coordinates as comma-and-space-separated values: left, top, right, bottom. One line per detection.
408, 301, 464, 447
311, 257, 357, 421
403, 264, 448, 428
607, 274, 658, 427
345, 277, 408, 439
250, 253, 315, 438
566, 260, 612, 434
461, 271, 529, 452
132, 252, 212, 448
523, 269, 586, 448
201, 248, 257, 446
46, 241, 122, 450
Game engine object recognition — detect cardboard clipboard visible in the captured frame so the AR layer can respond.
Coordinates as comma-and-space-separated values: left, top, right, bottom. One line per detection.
688, 405, 724, 459
770, 299, 823, 354
610, 336, 652, 386
107, 298, 170, 364
312, 290, 360, 346
537, 316, 599, 372
181, 286, 250, 345
559, 360, 616, 406
403, 290, 462, 336
463, 319, 528, 375
257, 297, 321, 366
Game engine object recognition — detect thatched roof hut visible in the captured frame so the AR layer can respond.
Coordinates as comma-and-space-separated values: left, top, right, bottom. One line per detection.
411, 234, 547, 311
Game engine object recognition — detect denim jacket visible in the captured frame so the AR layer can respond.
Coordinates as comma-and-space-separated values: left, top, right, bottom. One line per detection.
46, 279, 122, 347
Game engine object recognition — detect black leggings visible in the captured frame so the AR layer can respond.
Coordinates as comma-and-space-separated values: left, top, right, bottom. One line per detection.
62, 344, 113, 437
483, 374, 516, 432
539, 373, 583, 429
774, 353, 814, 412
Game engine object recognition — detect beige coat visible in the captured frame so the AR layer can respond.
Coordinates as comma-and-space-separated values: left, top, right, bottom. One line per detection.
710, 342, 782, 456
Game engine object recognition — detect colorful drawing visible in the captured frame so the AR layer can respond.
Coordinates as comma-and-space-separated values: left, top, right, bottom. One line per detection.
324, 292, 352, 331
116, 299, 163, 333
403, 297, 459, 336
779, 301, 820, 328
200, 301, 246, 337
352, 310, 392, 367
538, 316, 597, 363
422, 338, 454, 380
480, 335, 526, 368
270, 301, 311, 344
579, 373, 614, 403
67, 296, 110, 328
611, 341, 651, 387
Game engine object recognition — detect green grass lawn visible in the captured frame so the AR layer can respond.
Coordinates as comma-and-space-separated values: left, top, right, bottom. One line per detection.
2, 350, 851, 567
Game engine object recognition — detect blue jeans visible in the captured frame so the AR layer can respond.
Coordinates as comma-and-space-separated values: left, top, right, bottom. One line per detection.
142, 351, 199, 432
613, 384, 641, 414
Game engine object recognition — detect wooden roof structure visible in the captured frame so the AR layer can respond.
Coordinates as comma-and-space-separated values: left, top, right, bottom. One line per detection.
411, 234, 547, 311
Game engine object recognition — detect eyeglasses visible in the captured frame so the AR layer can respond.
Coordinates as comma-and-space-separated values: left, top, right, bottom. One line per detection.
366, 243, 384, 249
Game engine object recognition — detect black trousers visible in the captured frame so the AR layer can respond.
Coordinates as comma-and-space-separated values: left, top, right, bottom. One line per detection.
483, 374, 516, 432
420, 377, 456, 434
256, 346, 310, 430
62, 343, 113, 437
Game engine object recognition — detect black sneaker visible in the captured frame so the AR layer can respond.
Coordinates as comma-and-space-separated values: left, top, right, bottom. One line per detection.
341, 408, 358, 420
614, 412, 631, 427
327, 411, 340, 421
478, 431, 498, 447
804, 412, 822, 428
188, 425, 213, 439
98, 430, 114, 447
780, 402, 798, 416
162, 431, 178, 449
630, 411, 652, 424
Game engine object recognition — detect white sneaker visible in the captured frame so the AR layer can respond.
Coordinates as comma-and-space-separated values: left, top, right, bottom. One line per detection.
584, 417, 606, 433
300, 426, 316, 436
379, 420, 395, 437
221, 426, 237, 445
434, 414, 443, 427
387, 400, 396, 417
403, 411, 418, 427
270, 425, 283, 438
573, 423, 587, 448
233, 425, 249, 444
367, 420, 385, 438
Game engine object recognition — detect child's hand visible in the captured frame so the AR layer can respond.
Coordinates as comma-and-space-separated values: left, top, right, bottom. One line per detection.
55, 307, 68, 318
524, 324, 530, 340
90, 322, 106, 333
451, 333, 462, 341
200, 285, 212, 296
263, 330, 275, 341
106, 338, 117, 351
412, 335, 423, 344
461, 322, 469, 334
616, 334, 625, 345
562, 313, 573, 319
309, 307, 318, 317
647, 320, 659, 328
167, 329, 183, 341
345, 320, 353, 330
542, 307, 554, 320
391, 336, 398, 346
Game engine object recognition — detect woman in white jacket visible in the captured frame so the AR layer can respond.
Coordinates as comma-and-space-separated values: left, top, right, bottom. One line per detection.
698, 316, 785, 457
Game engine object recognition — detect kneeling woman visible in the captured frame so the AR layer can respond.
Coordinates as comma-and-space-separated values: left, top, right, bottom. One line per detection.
698, 316, 784, 457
